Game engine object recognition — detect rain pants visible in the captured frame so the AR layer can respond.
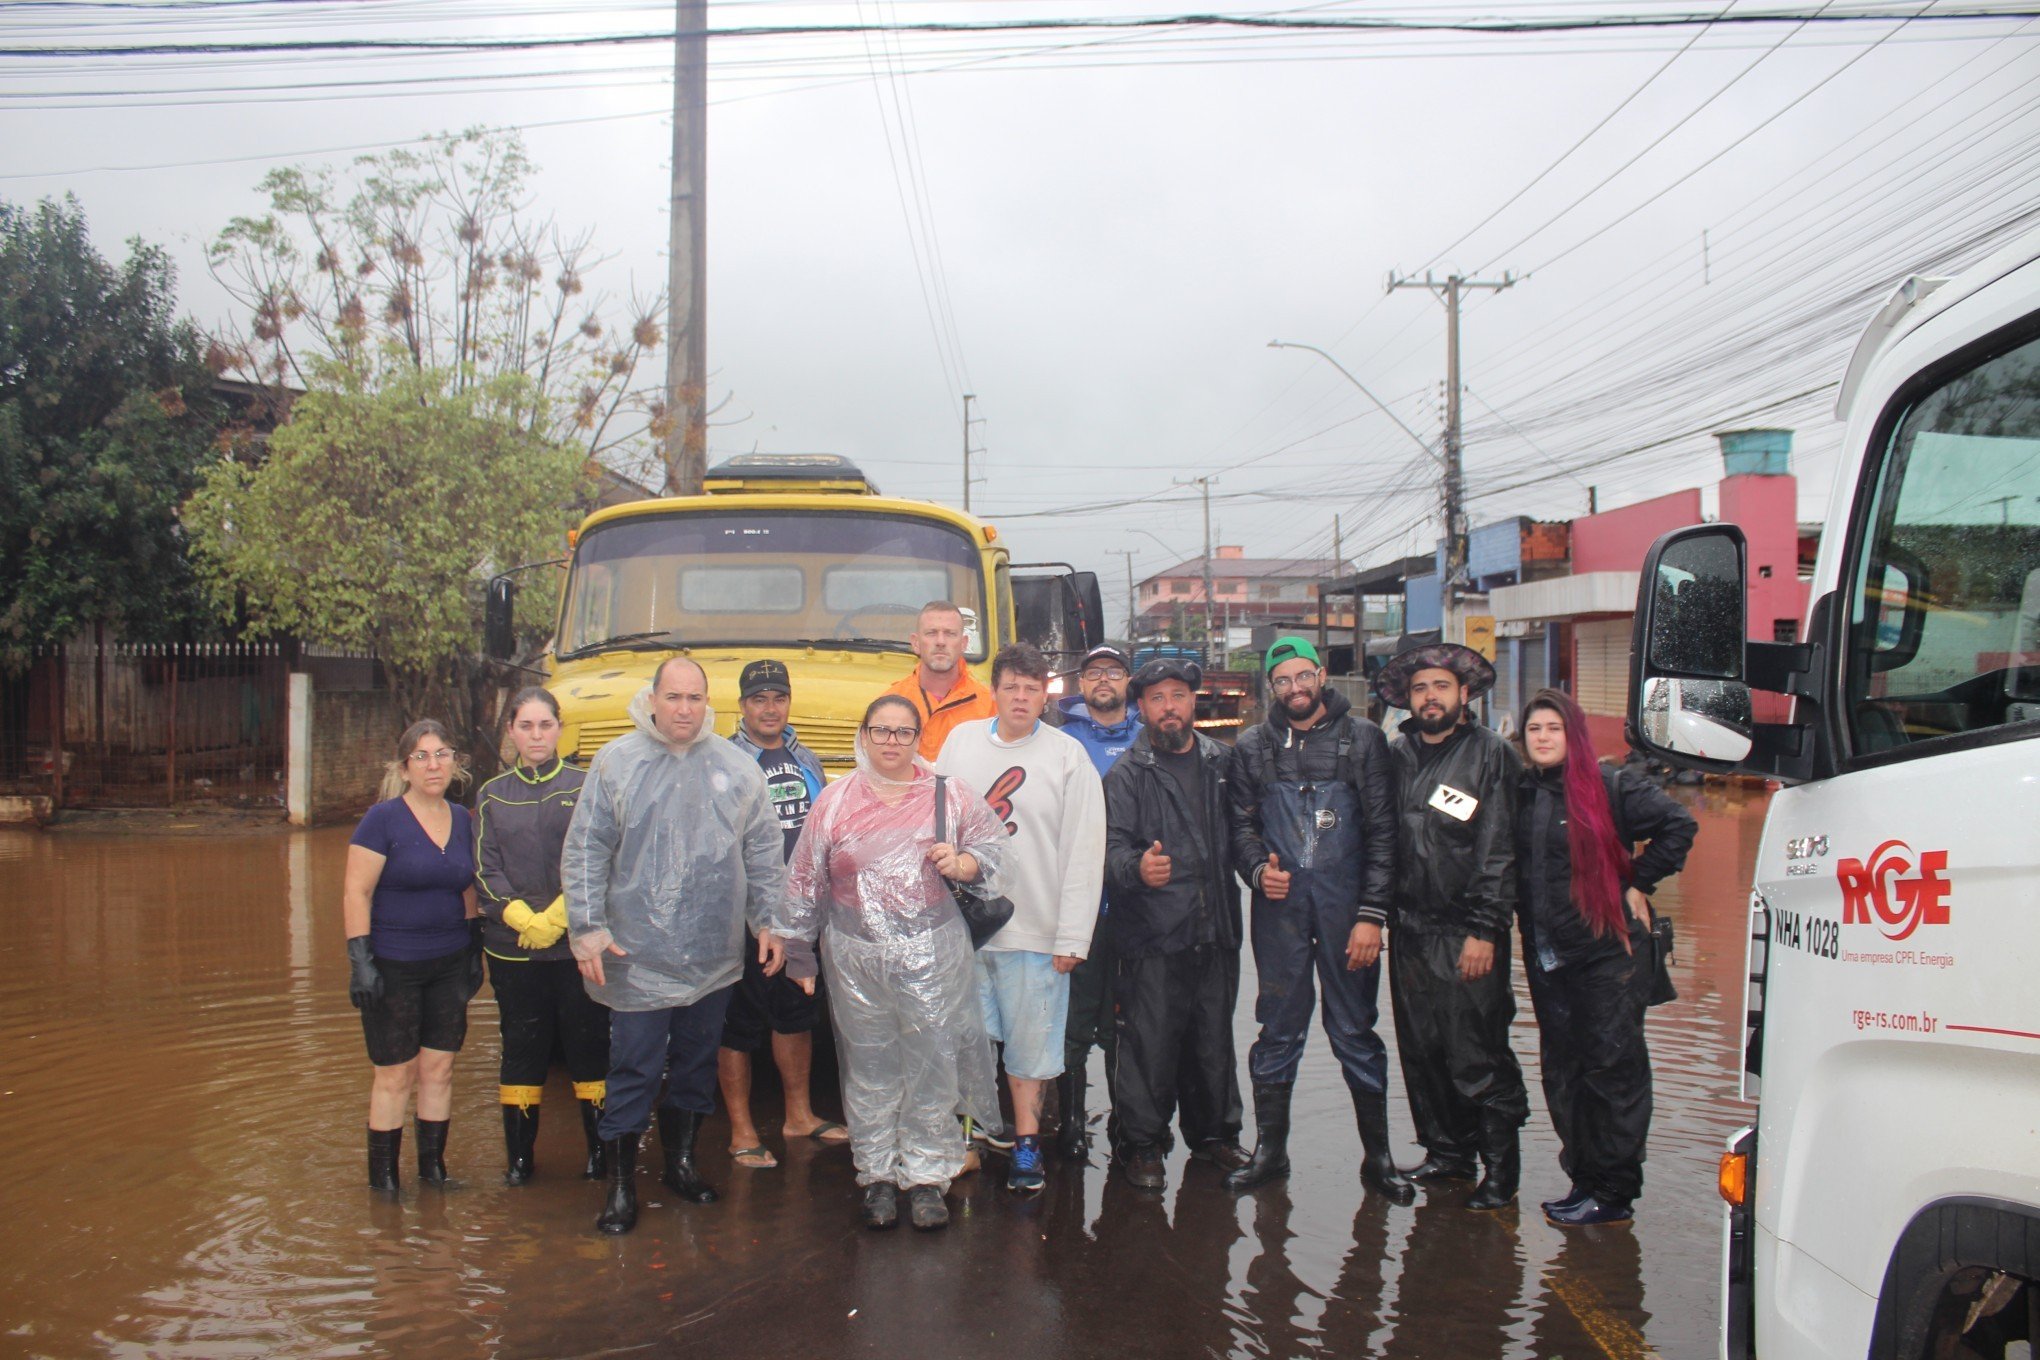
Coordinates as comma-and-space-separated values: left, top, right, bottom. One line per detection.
781, 761, 1009, 1192
1387, 722, 1529, 1162
563, 688, 788, 1013
1228, 695, 1398, 1094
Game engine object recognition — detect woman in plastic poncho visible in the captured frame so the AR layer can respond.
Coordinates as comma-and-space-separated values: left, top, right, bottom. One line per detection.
780, 693, 1009, 1233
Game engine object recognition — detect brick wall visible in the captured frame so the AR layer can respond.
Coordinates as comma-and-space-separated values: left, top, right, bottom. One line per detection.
310, 688, 402, 823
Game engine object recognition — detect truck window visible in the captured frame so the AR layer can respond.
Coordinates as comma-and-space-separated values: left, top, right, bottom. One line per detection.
1845, 327, 2040, 755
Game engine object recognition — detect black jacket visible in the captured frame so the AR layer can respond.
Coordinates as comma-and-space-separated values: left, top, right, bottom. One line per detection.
1103, 730, 1241, 958
474, 757, 587, 961
1228, 685, 1398, 924
1389, 721, 1521, 942
1515, 762, 1698, 969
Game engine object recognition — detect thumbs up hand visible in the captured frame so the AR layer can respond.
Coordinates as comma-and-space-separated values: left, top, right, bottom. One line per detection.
1260, 851, 1292, 901
1139, 840, 1172, 888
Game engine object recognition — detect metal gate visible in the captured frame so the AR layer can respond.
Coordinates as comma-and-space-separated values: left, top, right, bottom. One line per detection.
0, 637, 289, 809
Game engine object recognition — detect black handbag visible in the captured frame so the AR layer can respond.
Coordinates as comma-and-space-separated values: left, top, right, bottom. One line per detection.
1643, 908, 1678, 1007
933, 775, 1013, 948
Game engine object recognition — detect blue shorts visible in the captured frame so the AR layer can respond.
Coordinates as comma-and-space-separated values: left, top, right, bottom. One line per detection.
975, 950, 1069, 1080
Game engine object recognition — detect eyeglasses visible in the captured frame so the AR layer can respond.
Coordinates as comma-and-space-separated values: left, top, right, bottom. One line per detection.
1269, 672, 1321, 694
1080, 667, 1130, 682
407, 748, 459, 765
863, 725, 922, 746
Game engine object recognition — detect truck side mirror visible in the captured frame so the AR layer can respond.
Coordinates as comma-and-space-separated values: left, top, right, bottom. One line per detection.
1630, 525, 1756, 767
1069, 572, 1105, 653
485, 575, 518, 661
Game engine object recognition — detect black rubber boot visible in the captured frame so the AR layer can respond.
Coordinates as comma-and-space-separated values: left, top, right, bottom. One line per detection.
656, 1107, 718, 1204
1466, 1114, 1521, 1211
1224, 1082, 1293, 1191
579, 1101, 607, 1180
415, 1118, 451, 1186
1351, 1087, 1417, 1205
502, 1105, 539, 1185
1055, 1069, 1088, 1161
1408, 1150, 1479, 1183
595, 1135, 638, 1234
367, 1126, 402, 1193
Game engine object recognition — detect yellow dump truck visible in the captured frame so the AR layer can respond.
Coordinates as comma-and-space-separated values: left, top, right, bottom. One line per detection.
484, 454, 1103, 772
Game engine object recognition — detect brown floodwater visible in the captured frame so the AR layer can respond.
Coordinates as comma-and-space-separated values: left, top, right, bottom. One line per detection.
0, 784, 1766, 1359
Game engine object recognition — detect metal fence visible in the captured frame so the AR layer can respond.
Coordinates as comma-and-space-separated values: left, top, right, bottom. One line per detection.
0, 638, 290, 809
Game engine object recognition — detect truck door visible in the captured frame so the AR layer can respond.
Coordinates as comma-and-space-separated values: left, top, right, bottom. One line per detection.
1011, 567, 1106, 673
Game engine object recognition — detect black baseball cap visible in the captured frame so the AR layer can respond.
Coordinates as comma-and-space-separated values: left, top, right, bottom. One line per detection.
1079, 645, 1131, 673
739, 658, 792, 699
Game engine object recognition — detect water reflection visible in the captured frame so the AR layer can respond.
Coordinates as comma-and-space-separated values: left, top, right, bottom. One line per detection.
0, 785, 1763, 1358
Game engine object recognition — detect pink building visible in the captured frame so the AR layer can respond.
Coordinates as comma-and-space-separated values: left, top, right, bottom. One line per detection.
1490, 436, 1812, 754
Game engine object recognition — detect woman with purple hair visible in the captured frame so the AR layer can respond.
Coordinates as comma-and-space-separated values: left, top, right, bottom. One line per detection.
1514, 688, 1695, 1227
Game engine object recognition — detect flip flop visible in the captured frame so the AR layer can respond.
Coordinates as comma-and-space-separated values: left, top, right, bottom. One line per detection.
730, 1146, 778, 1169
802, 1121, 850, 1144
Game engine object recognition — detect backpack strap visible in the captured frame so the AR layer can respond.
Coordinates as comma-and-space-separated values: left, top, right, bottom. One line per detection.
934, 774, 949, 843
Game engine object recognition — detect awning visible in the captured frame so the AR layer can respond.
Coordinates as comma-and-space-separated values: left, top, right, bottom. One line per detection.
1490, 571, 1640, 622
1322, 555, 1438, 597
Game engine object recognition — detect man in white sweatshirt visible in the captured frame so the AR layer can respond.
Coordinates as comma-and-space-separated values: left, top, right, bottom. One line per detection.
935, 642, 1106, 1193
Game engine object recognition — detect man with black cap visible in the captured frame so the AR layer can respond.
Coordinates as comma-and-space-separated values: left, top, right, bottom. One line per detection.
1100, 656, 1249, 1189
718, 659, 845, 1169
1224, 636, 1414, 1203
1376, 642, 1529, 1211
1052, 644, 1142, 1159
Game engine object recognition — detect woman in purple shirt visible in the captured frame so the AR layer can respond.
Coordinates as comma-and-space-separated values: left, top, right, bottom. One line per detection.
345, 719, 484, 1193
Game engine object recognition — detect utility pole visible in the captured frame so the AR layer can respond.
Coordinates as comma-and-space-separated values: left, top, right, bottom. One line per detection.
663, 0, 708, 495
1106, 547, 1138, 640
1320, 514, 1342, 657
1386, 270, 1517, 592
1175, 475, 1217, 664
961, 393, 981, 511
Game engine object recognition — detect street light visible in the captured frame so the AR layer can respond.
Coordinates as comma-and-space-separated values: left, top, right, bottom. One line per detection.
1267, 340, 1444, 468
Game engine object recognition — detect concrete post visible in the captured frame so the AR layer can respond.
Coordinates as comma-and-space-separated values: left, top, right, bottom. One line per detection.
287, 672, 312, 826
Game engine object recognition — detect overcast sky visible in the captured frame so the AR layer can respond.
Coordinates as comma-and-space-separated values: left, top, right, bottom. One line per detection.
7, 1, 2038, 627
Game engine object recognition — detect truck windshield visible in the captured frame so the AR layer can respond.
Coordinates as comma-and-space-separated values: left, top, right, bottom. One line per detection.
558, 509, 987, 659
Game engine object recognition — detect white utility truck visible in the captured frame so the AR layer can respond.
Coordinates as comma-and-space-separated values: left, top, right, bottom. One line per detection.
1627, 229, 2040, 1360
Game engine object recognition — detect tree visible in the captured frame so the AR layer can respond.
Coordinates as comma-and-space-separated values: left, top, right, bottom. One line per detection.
186, 362, 584, 772
208, 127, 667, 484
0, 195, 227, 669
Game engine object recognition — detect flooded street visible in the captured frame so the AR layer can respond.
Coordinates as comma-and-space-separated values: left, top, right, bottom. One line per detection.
1, 785, 1765, 1359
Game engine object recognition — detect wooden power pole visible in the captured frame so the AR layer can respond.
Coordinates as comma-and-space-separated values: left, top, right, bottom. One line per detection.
663, 0, 708, 495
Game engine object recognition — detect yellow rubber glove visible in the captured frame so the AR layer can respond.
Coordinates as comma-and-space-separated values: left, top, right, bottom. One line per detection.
502, 899, 536, 933
517, 895, 568, 952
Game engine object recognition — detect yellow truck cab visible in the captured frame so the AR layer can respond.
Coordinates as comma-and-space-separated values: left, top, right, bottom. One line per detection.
485, 453, 1102, 772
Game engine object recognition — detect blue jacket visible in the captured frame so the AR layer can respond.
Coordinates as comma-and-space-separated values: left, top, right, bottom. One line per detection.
1056, 696, 1142, 780
728, 722, 825, 799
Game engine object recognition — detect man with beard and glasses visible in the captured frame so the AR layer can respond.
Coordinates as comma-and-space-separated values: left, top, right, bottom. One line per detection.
884, 600, 995, 761
1224, 637, 1414, 1203
1100, 658, 1249, 1190
1376, 643, 1528, 1211
1051, 644, 1142, 1160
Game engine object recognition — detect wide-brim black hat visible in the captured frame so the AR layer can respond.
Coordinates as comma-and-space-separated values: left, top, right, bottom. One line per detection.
1374, 642, 1496, 710
1129, 657, 1202, 701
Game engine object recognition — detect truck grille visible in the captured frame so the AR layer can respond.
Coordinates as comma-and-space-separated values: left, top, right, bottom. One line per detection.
571, 714, 861, 767
571, 719, 635, 760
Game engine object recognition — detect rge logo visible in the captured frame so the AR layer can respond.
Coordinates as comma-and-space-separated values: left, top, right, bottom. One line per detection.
1835, 840, 1951, 941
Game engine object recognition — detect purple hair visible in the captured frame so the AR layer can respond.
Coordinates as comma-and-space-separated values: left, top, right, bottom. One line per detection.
1523, 688, 1631, 938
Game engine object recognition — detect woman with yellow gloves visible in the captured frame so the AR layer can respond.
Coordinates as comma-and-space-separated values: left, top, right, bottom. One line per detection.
474, 687, 610, 1184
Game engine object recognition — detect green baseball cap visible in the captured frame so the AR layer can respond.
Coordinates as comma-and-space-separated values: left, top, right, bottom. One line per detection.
1264, 635, 1321, 673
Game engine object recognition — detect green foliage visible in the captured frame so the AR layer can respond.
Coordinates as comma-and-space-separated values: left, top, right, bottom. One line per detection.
209, 127, 665, 480
0, 195, 224, 668
186, 360, 585, 761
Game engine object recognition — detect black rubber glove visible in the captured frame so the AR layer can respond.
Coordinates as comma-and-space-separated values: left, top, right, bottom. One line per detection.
464, 919, 487, 1000
347, 935, 383, 1010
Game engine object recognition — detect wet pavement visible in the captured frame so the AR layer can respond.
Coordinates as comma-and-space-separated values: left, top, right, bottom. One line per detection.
0, 783, 1766, 1359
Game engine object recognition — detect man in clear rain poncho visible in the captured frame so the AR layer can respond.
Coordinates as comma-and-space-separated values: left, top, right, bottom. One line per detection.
564, 656, 789, 1235
779, 692, 1010, 1232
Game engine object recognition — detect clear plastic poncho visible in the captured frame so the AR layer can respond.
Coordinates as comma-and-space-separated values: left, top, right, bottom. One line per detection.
781, 752, 1009, 1190
563, 686, 787, 1012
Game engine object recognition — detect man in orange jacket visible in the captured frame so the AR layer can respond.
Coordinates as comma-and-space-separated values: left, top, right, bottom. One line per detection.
884, 601, 995, 761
